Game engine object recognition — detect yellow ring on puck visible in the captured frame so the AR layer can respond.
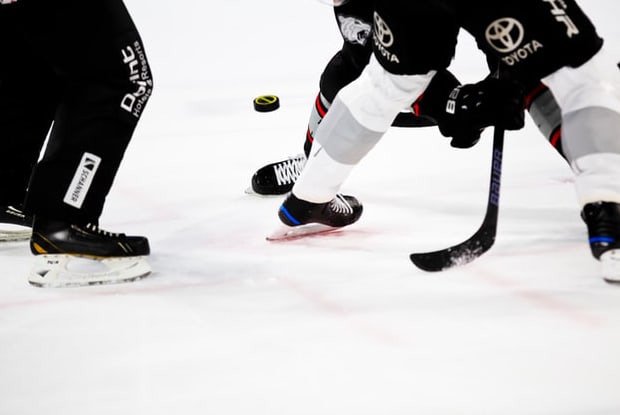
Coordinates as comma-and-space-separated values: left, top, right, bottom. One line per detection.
253, 95, 280, 112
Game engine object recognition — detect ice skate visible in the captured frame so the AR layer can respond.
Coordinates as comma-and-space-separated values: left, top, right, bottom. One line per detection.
267, 193, 363, 241
0, 205, 33, 242
581, 201, 620, 283
28, 218, 151, 288
248, 153, 306, 196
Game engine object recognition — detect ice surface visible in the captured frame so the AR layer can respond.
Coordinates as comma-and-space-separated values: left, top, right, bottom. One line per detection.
1, 1, 620, 414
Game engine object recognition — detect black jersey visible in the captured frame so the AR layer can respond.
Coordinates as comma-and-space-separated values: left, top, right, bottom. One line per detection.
372, 0, 603, 85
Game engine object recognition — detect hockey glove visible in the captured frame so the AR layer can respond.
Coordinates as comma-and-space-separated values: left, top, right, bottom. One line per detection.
441, 78, 525, 148
413, 70, 484, 149
415, 74, 525, 148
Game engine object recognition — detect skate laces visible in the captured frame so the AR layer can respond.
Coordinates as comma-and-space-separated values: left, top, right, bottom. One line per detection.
329, 194, 354, 215
84, 223, 123, 238
4, 206, 26, 218
273, 154, 306, 186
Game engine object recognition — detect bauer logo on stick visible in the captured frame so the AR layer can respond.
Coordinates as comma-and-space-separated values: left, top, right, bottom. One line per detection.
253, 95, 280, 112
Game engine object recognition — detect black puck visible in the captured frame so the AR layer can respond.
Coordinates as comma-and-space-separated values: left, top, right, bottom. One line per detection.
253, 95, 280, 112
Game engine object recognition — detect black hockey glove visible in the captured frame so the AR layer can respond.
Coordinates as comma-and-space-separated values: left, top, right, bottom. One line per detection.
440, 78, 525, 148
415, 73, 525, 148
413, 70, 482, 148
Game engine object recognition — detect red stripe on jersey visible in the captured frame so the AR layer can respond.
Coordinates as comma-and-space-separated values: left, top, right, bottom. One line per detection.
550, 127, 562, 147
412, 93, 424, 116
525, 83, 548, 110
315, 94, 327, 117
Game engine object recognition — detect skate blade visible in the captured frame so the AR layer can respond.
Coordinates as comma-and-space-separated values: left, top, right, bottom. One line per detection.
28, 254, 151, 288
0, 229, 31, 242
244, 186, 287, 198
244, 186, 271, 197
601, 249, 620, 284
244, 186, 256, 195
266, 224, 339, 241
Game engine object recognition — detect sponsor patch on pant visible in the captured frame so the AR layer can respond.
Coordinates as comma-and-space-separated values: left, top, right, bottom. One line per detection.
63, 152, 101, 209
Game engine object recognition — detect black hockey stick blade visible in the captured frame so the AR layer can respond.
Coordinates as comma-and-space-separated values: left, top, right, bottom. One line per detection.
409, 220, 497, 272
410, 127, 505, 272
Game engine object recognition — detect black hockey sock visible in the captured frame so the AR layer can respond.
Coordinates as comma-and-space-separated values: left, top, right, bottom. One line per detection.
526, 83, 566, 160
303, 93, 331, 157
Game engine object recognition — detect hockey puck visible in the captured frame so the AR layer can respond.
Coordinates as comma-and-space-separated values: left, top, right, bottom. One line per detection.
253, 95, 280, 112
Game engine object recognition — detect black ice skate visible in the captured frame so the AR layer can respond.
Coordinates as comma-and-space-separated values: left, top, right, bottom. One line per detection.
267, 193, 363, 240
581, 201, 620, 283
249, 153, 306, 196
0, 205, 33, 242
28, 218, 151, 287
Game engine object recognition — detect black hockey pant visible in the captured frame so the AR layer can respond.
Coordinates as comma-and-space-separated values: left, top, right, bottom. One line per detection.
0, 0, 153, 224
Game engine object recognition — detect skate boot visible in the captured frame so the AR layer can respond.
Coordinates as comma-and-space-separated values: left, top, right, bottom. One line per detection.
581, 201, 620, 283
0, 205, 33, 242
267, 193, 363, 240
28, 218, 151, 287
249, 153, 306, 196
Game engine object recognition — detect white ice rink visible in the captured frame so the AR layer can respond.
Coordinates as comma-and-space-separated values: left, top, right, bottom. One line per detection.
2, 1, 620, 414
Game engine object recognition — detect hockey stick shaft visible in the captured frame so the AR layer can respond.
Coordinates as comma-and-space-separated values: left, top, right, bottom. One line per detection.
410, 127, 505, 271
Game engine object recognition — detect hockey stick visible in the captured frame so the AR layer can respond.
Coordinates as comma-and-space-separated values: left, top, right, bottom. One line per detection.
410, 126, 504, 271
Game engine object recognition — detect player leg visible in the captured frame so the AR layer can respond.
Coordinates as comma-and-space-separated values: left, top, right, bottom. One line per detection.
527, 61, 620, 161
0, 6, 57, 240
543, 47, 620, 281
16, 0, 154, 286
250, 0, 374, 196
271, 1, 459, 236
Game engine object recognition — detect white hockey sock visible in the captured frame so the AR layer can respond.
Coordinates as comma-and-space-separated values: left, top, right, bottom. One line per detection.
292, 142, 355, 204
572, 153, 620, 205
